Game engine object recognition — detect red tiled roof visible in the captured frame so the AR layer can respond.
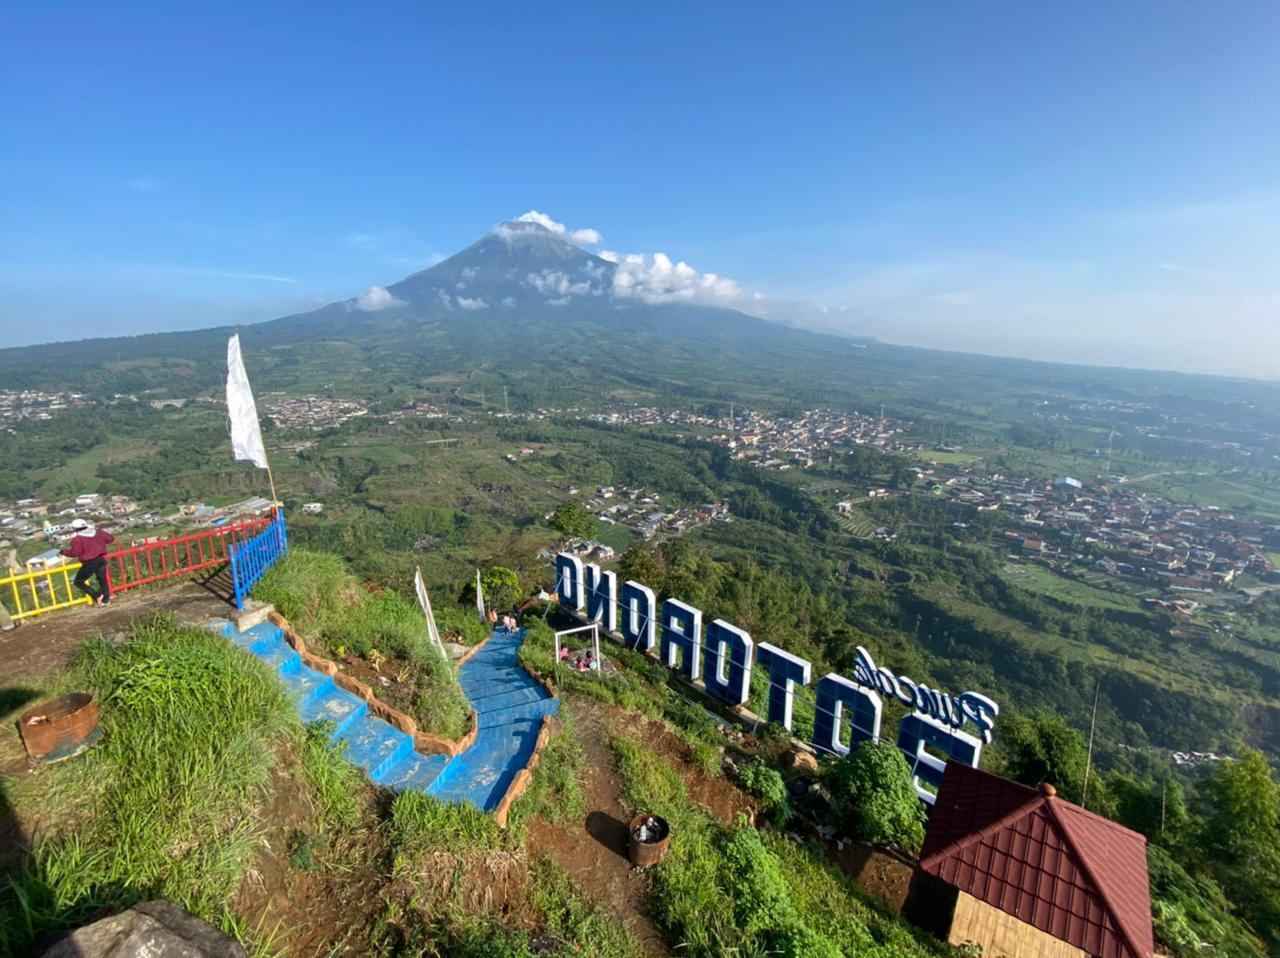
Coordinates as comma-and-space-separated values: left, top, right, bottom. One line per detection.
920, 763, 1153, 958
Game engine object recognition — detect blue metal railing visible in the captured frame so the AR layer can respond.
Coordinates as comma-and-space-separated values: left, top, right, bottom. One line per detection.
229, 509, 288, 609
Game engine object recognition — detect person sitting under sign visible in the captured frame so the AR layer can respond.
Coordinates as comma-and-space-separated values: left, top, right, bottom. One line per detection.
585, 650, 599, 671
559, 646, 571, 662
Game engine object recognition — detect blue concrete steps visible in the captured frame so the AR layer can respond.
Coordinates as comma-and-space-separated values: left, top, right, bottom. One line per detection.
299, 682, 368, 735
335, 712, 415, 780
204, 619, 558, 815
280, 667, 332, 701
381, 751, 450, 793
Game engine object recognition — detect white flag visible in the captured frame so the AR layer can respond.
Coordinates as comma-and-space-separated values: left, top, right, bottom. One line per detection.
226, 333, 269, 470
475, 568, 486, 621
414, 567, 448, 660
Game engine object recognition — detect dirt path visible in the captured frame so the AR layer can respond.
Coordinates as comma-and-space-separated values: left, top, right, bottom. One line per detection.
0, 578, 235, 687
527, 697, 670, 958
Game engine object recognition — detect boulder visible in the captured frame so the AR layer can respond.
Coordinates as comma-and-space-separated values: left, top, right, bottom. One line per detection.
783, 744, 820, 774
39, 900, 246, 958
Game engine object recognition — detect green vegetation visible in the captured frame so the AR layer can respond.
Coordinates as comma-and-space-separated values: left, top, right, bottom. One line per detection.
609, 733, 952, 957
387, 790, 504, 862
508, 709, 587, 832
1147, 845, 1266, 957
0, 614, 294, 954
253, 548, 471, 738
298, 720, 364, 830
822, 743, 926, 854
991, 709, 1090, 803
548, 499, 596, 541
479, 564, 522, 612
736, 756, 792, 825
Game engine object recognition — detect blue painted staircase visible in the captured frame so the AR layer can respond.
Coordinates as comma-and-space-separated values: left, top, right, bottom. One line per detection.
205, 620, 557, 811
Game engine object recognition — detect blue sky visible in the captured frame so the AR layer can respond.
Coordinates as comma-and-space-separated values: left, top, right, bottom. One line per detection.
3, 2, 1278, 377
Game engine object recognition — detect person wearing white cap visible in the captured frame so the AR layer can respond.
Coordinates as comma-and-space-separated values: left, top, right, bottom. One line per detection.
60, 519, 116, 606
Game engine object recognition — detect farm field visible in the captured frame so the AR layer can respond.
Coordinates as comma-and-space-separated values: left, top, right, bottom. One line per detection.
1002, 562, 1147, 612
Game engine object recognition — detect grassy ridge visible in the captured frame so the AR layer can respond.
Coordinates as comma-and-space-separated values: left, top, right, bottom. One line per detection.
0, 614, 296, 954
253, 548, 474, 738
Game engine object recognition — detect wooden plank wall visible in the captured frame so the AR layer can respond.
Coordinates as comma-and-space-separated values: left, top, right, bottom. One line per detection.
948, 891, 1091, 958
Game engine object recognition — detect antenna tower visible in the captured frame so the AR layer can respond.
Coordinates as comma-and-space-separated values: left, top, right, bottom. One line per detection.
503, 385, 510, 415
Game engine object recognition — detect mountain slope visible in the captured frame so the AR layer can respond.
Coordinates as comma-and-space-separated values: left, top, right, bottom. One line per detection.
4, 219, 1279, 421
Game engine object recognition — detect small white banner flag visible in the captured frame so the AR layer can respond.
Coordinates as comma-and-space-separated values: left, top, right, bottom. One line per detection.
475, 568, 486, 621
414, 567, 448, 660
226, 333, 269, 470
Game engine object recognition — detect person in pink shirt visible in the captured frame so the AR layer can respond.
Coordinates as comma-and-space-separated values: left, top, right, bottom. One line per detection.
60, 519, 116, 606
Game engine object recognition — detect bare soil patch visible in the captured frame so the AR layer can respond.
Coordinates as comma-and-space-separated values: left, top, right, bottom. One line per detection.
527, 697, 669, 958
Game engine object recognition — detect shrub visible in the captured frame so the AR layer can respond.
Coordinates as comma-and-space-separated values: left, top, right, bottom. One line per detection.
737, 756, 792, 825
822, 742, 926, 854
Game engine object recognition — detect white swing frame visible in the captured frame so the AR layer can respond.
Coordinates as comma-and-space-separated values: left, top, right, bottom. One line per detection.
554, 623, 602, 680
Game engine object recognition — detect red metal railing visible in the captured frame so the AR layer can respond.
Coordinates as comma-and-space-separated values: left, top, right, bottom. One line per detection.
105, 514, 275, 594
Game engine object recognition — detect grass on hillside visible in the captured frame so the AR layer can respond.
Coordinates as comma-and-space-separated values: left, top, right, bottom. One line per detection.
253, 548, 473, 738
518, 618, 726, 774
608, 733, 954, 957
0, 614, 296, 955
507, 707, 587, 832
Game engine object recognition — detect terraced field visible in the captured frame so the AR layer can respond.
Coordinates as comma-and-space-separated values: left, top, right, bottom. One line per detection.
835, 508, 876, 539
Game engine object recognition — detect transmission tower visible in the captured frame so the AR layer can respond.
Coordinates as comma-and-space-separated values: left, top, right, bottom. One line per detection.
503, 385, 510, 415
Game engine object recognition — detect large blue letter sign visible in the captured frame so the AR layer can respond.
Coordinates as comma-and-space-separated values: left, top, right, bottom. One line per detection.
660, 599, 703, 681
812, 674, 882, 756
550, 552, 1003, 788
585, 563, 618, 634
620, 580, 657, 651
754, 643, 812, 731
702, 619, 754, 706
555, 553, 585, 612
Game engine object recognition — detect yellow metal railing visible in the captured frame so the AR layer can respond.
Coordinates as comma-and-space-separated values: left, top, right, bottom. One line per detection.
1, 562, 94, 621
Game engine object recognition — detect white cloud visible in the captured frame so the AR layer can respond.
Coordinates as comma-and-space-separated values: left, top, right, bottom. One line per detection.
354, 285, 400, 311
512, 210, 604, 246
501, 296, 517, 307
456, 296, 487, 310
526, 269, 596, 297
607, 251, 742, 306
